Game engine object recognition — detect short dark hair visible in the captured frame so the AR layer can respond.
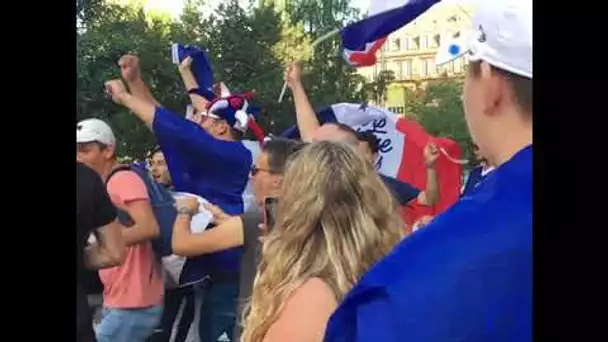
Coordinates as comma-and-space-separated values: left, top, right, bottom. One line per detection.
356, 130, 379, 154
469, 61, 532, 115
261, 138, 307, 174
149, 145, 162, 159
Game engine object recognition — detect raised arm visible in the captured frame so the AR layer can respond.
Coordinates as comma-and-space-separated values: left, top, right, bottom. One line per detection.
119, 54, 162, 108
417, 142, 440, 206
106, 79, 156, 129
285, 61, 320, 142
178, 56, 211, 113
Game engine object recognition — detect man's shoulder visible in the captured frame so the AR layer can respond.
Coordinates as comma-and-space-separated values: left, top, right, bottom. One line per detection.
107, 167, 149, 199
108, 168, 143, 185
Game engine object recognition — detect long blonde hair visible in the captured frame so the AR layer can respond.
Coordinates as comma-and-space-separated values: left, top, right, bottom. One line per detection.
241, 141, 404, 342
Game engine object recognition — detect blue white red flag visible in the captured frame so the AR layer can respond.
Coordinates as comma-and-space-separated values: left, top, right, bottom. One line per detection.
281, 103, 463, 225
341, 0, 441, 67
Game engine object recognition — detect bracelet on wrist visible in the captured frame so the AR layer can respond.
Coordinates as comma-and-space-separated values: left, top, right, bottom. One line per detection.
177, 207, 195, 216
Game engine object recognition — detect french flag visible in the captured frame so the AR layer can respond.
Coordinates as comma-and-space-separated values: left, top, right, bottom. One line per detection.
281, 103, 463, 227
341, 0, 441, 67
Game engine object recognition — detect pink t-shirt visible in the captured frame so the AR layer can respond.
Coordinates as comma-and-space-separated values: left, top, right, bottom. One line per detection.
99, 170, 164, 308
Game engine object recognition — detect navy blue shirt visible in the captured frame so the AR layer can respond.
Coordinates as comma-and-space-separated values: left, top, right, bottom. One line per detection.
462, 165, 492, 196
380, 174, 420, 205
153, 107, 252, 277
326, 145, 532, 342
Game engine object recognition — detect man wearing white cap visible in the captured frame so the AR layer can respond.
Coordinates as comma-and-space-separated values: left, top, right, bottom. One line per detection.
324, 1, 532, 341
77, 118, 164, 342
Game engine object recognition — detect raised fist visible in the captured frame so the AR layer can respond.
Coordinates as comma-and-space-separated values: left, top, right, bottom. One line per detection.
118, 54, 141, 82
105, 79, 127, 104
284, 61, 303, 89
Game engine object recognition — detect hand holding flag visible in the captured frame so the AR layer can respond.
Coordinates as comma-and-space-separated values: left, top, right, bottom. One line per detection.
284, 62, 303, 90
423, 142, 440, 166
178, 55, 194, 74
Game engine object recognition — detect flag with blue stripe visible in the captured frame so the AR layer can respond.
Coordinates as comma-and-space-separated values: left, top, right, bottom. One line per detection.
341, 0, 441, 67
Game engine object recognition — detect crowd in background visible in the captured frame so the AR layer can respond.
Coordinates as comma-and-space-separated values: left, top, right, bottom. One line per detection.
76, 1, 532, 342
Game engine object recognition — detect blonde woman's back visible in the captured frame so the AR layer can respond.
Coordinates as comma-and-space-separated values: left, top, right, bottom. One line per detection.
263, 278, 337, 342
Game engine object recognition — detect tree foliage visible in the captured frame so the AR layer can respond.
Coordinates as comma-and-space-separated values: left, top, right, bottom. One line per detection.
77, 0, 472, 161
408, 79, 474, 162
363, 70, 396, 105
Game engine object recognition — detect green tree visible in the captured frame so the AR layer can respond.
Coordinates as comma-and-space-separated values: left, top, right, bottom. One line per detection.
409, 79, 474, 162
363, 70, 396, 105
77, 1, 192, 159
284, 0, 367, 108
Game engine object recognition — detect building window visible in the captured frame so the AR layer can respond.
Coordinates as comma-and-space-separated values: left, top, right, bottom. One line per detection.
448, 61, 454, 73
427, 59, 436, 76
403, 60, 412, 78
433, 34, 440, 48
420, 59, 428, 77
411, 37, 420, 50
403, 37, 410, 50
391, 38, 401, 52
422, 35, 429, 49
397, 62, 403, 79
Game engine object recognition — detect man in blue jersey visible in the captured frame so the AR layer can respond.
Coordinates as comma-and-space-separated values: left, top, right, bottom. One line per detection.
105, 55, 254, 342
461, 142, 495, 196
325, 1, 532, 341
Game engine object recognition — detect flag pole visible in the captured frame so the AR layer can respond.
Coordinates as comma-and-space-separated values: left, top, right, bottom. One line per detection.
278, 28, 341, 103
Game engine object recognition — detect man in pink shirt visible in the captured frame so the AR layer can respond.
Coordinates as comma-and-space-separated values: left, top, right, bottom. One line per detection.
77, 118, 164, 342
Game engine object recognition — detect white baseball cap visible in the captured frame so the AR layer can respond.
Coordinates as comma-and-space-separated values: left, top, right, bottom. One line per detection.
436, 0, 532, 79
76, 118, 116, 146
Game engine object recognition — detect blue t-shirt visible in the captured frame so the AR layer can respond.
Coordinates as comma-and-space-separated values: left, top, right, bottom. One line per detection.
153, 107, 252, 277
325, 145, 532, 342
380, 174, 420, 205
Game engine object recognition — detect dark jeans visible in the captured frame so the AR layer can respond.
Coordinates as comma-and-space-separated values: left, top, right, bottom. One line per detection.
147, 285, 195, 342
198, 279, 239, 342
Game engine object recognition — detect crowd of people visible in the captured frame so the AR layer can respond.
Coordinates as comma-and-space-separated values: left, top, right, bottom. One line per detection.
76, 1, 532, 341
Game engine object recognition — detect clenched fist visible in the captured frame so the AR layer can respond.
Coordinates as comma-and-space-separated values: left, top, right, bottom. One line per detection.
118, 54, 141, 82
104, 79, 127, 104
284, 61, 303, 89
423, 142, 440, 167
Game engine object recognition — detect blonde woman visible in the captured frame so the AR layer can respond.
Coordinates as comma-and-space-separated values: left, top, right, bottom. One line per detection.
241, 141, 404, 342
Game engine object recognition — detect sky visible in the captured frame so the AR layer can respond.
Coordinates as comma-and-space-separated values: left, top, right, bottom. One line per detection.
136, 0, 477, 19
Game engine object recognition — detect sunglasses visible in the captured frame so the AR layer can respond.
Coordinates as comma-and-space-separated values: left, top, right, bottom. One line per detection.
250, 165, 272, 177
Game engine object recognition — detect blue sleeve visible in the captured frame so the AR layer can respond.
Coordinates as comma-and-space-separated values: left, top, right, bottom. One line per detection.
152, 107, 245, 166
380, 175, 420, 205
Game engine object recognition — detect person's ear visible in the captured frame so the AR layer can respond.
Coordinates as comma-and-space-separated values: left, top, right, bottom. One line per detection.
216, 120, 229, 135
104, 145, 116, 159
479, 61, 502, 116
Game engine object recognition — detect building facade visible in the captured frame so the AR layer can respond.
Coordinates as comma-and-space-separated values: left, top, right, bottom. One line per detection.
358, 4, 475, 114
